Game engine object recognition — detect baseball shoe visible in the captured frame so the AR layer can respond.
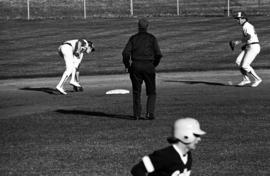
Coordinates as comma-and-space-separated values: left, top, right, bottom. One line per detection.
133, 115, 140, 120
69, 81, 81, 87
73, 86, 83, 92
73, 85, 78, 92
56, 86, 67, 95
237, 79, 251, 86
139, 113, 155, 120
146, 113, 155, 120
251, 79, 262, 87
77, 86, 83, 92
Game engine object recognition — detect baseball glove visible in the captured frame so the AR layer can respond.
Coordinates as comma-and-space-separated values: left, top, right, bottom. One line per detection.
73, 85, 83, 92
241, 44, 247, 50
229, 40, 236, 51
74, 52, 80, 57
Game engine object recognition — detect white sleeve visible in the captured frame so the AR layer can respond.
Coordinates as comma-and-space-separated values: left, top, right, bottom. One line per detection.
186, 170, 191, 176
246, 25, 254, 36
142, 156, 155, 173
79, 53, 84, 60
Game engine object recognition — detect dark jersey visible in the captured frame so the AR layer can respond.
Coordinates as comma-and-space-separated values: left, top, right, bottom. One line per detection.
122, 31, 162, 68
131, 145, 192, 176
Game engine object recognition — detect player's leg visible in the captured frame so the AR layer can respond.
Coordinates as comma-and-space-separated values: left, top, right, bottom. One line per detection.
73, 58, 83, 91
236, 50, 251, 86
241, 45, 262, 87
73, 69, 83, 92
75, 70, 79, 83
56, 45, 74, 94
130, 64, 143, 119
144, 63, 156, 120
70, 57, 82, 88
69, 56, 80, 87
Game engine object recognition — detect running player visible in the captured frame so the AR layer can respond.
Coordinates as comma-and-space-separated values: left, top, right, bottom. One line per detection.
131, 118, 206, 176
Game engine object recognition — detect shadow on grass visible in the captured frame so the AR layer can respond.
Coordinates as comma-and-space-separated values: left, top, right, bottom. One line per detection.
20, 87, 59, 95
163, 80, 237, 87
55, 109, 135, 120
20, 87, 79, 95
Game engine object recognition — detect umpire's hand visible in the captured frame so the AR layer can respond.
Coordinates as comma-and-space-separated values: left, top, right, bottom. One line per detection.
125, 68, 130, 73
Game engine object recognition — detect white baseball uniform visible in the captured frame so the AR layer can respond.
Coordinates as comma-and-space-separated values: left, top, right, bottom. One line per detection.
235, 21, 262, 86
56, 39, 90, 94
235, 21, 260, 70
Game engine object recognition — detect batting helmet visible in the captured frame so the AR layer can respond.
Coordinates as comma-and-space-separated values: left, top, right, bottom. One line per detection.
234, 11, 248, 20
167, 118, 206, 144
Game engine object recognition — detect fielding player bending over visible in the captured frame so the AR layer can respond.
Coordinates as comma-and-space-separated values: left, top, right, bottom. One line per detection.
131, 117, 206, 176
56, 39, 95, 95
230, 11, 262, 87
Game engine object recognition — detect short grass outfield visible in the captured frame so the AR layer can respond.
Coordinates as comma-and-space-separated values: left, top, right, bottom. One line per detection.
0, 16, 270, 175
0, 16, 270, 79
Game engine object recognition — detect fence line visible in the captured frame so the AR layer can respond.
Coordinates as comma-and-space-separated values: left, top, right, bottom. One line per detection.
27, 0, 30, 20
83, 0, 86, 19
1, 0, 270, 20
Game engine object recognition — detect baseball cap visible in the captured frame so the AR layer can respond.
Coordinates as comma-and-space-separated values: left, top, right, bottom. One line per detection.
234, 11, 247, 19
138, 18, 149, 29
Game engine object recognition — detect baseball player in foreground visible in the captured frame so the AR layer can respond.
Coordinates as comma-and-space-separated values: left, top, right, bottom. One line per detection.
56, 39, 95, 95
229, 11, 262, 87
131, 117, 206, 176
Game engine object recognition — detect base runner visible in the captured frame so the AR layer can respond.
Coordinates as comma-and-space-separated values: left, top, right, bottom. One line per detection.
131, 118, 206, 176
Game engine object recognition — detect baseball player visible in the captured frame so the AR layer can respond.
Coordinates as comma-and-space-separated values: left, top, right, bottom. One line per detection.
131, 117, 206, 176
56, 39, 95, 95
229, 11, 262, 87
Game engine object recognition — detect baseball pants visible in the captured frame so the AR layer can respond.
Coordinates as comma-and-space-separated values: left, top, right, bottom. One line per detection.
236, 44, 260, 72
57, 44, 77, 88
130, 61, 156, 117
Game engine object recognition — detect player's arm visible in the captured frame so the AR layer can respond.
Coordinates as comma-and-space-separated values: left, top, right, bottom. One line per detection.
122, 37, 133, 72
231, 29, 250, 47
153, 37, 163, 67
241, 27, 253, 44
237, 32, 251, 50
132, 151, 166, 175
131, 154, 161, 176
74, 39, 84, 57
131, 161, 148, 176
78, 53, 84, 60
241, 34, 251, 43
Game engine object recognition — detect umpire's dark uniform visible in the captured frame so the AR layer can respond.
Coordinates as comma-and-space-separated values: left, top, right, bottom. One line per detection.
122, 18, 162, 120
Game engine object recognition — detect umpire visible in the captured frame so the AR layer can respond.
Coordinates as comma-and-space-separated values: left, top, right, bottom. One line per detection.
122, 18, 163, 120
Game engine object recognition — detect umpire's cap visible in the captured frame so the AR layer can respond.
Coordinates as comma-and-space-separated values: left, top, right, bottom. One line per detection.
138, 18, 149, 30
234, 11, 248, 20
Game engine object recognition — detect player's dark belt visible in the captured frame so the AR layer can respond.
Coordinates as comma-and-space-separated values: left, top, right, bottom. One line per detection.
63, 42, 72, 47
247, 42, 259, 45
242, 42, 259, 50
133, 60, 153, 62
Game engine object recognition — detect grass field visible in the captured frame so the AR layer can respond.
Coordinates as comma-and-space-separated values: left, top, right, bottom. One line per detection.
0, 71, 270, 175
0, 16, 270, 176
1, 16, 270, 79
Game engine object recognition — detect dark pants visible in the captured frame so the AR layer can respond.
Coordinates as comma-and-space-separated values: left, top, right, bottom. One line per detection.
129, 61, 156, 117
